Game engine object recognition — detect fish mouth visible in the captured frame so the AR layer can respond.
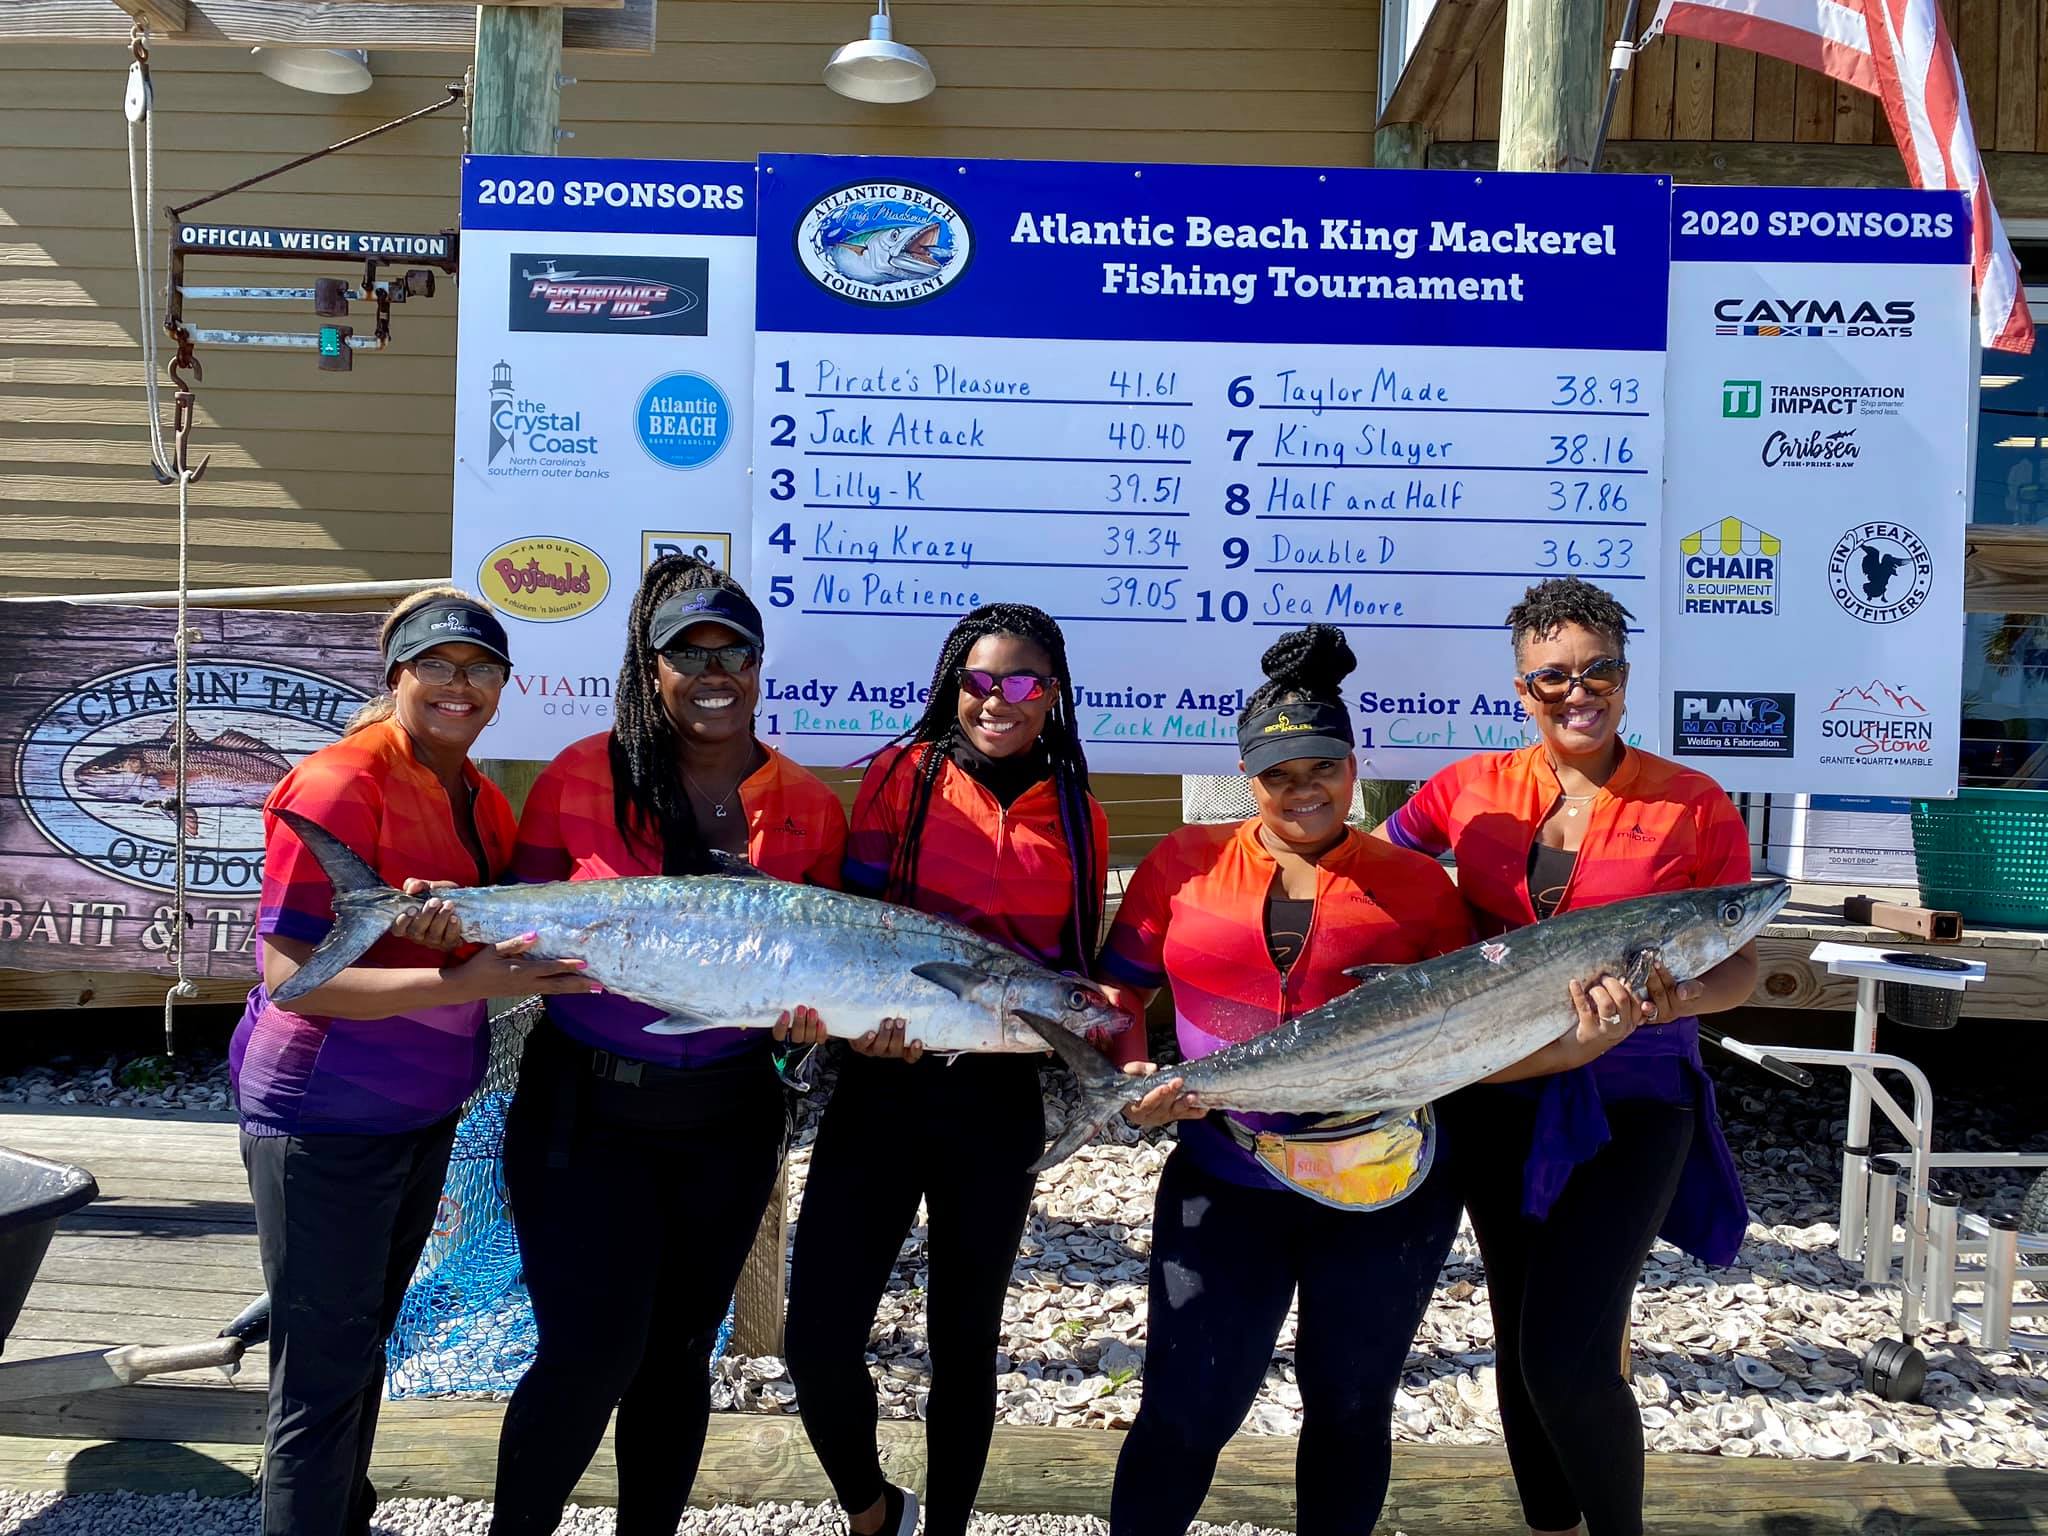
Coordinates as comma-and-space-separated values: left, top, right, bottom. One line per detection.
900, 223, 943, 267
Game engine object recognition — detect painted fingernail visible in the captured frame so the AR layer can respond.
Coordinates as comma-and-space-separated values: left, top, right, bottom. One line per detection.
520, 932, 539, 943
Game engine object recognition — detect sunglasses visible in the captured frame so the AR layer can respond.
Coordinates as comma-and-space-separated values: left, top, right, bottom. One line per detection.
408, 658, 509, 689
959, 668, 1054, 704
660, 643, 759, 676
1519, 657, 1628, 703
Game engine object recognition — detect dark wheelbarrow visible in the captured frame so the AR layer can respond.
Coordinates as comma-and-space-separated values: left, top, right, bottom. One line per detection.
0, 1144, 269, 1400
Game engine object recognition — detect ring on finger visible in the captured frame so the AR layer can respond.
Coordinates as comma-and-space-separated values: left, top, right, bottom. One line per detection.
1599, 1012, 1623, 1028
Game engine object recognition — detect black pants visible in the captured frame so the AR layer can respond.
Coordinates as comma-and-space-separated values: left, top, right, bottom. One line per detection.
1110, 1143, 1461, 1536
785, 1051, 1044, 1536
241, 1114, 458, 1536
488, 1035, 787, 1536
1440, 1087, 1694, 1536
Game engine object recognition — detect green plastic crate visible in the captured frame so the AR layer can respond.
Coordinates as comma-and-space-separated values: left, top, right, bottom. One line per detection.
1910, 788, 2048, 927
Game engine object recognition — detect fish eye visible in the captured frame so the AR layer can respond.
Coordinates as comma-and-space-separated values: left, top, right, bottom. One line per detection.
1067, 986, 1091, 1011
1720, 900, 1744, 924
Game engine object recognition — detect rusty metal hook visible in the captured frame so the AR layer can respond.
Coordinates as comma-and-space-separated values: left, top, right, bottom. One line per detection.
171, 389, 210, 482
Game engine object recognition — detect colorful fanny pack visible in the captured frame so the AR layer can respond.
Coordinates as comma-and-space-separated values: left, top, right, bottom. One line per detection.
1220, 1104, 1436, 1211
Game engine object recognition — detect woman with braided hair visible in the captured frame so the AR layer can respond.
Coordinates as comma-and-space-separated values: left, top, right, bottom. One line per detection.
784, 602, 1108, 1536
488, 554, 847, 1536
1095, 625, 1472, 1536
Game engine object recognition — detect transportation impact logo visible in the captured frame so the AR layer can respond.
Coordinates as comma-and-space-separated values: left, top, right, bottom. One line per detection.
478, 536, 611, 622
1720, 380, 1761, 418
1818, 679, 1934, 768
797, 182, 971, 305
635, 372, 732, 469
1680, 517, 1779, 616
508, 253, 709, 336
13, 662, 367, 897
1828, 522, 1931, 624
484, 360, 605, 480
1670, 692, 1796, 759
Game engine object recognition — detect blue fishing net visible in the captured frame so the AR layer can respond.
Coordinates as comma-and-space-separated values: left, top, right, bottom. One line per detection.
384, 1004, 735, 1398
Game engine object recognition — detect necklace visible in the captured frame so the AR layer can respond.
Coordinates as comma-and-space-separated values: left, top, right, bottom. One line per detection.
1558, 790, 1598, 820
683, 769, 743, 819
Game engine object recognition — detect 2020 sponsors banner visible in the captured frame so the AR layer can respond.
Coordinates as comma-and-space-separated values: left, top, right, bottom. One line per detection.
1659, 186, 1973, 795
452, 156, 756, 760
749, 155, 1671, 776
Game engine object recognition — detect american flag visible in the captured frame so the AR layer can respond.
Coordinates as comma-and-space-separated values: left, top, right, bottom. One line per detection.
1649, 0, 2035, 353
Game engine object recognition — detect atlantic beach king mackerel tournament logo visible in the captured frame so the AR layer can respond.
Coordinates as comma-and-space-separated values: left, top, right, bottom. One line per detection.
15, 662, 368, 897
797, 183, 971, 305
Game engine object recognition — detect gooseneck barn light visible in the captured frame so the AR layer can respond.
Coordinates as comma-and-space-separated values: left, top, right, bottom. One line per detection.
823, 1, 936, 104
251, 48, 374, 96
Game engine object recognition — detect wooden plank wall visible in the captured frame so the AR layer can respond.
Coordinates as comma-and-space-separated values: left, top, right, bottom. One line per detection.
0, 0, 1378, 600
1429, 0, 2042, 156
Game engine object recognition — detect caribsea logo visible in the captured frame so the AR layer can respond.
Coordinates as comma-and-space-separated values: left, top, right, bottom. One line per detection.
485, 360, 606, 479
478, 536, 610, 622
509, 253, 709, 336
1671, 692, 1795, 759
1828, 521, 1931, 624
13, 662, 367, 897
1819, 679, 1934, 767
1721, 380, 1761, 418
636, 371, 731, 469
1762, 427, 1859, 469
797, 182, 971, 306
1680, 517, 1779, 616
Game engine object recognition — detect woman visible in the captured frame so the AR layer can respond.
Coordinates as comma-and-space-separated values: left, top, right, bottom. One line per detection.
489, 555, 847, 1536
1378, 577, 1758, 1536
784, 602, 1108, 1536
234, 588, 594, 1536
1095, 626, 1472, 1536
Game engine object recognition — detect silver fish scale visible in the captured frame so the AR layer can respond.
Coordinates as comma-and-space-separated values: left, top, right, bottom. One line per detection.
428, 874, 1069, 1051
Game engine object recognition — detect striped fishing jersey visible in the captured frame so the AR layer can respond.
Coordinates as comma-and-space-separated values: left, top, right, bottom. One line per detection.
1384, 741, 1756, 1262
231, 718, 519, 1136
845, 744, 1108, 971
513, 731, 847, 1063
1101, 820, 1472, 1186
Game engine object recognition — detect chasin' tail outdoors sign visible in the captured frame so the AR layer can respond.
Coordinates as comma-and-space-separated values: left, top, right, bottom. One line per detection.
0, 604, 382, 977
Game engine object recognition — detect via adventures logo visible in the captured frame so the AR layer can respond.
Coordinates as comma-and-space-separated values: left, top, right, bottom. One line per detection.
797, 182, 971, 305
1818, 679, 1935, 767
1828, 521, 1931, 624
635, 372, 732, 469
1720, 380, 1762, 418
478, 536, 611, 623
14, 662, 367, 897
484, 360, 605, 480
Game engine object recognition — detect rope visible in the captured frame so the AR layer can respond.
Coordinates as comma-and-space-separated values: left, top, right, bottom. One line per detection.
164, 461, 197, 1055
124, 25, 172, 481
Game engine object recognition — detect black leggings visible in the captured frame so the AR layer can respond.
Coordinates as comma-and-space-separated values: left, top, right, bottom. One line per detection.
488, 1037, 786, 1536
1110, 1142, 1461, 1536
1439, 1086, 1694, 1536
784, 1051, 1043, 1536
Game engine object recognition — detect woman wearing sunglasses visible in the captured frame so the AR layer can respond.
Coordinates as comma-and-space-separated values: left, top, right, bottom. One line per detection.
1376, 577, 1757, 1536
234, 588, 597, 1536
784, 602, 1106, 1536
1094, 625, 1472, 1536
488, 555, 847, 1536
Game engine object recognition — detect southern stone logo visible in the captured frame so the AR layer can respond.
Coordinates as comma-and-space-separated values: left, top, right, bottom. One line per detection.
1828, 522, 1931, 624
1679, 517, 1779, 617
1671, 692, 1796, 758
1818, 679, 1935, 768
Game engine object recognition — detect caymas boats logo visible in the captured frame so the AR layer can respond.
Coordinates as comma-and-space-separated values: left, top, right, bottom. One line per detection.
796, 183, 970, 305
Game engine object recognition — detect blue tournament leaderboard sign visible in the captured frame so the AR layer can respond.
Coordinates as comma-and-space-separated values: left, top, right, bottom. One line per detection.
750, 155, 1671, 775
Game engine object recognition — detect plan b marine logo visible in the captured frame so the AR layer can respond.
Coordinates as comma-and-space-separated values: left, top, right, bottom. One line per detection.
797, 183, 971, 305
508, 254, 709, 336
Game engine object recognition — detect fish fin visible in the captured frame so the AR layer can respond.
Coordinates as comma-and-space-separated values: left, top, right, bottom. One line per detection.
1013, 1009, 1132, 1173
640, 1006, 722, 1036
180, 720, 205, 745
703, 849, 769, 880
270, 808, 415, 1004
1624, 945, 1662, 998
910, 961, 992, 1000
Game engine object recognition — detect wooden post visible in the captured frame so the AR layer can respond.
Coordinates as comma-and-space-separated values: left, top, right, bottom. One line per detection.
471, 4, 564, 158
1375, 122, 1434, 169
1497, 0, 1605, 170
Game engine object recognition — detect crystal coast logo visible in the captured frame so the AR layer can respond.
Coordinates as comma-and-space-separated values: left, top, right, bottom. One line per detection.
484, 360, 606, 480
635, 372, 732, 470
797, 182, 971, 306
1819, 679, 1935, 767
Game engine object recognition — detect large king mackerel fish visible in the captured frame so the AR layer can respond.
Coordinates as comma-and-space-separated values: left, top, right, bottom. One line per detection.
1026, 879, 1791, 1169
268, 809, 1127, 1050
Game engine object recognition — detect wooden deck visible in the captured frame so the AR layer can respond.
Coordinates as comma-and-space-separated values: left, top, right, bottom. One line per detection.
0, 1107, 2043, 1530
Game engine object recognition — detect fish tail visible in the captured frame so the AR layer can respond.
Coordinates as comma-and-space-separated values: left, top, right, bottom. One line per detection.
1014, 1010, 1132, 1173
270, 808, 415, 1004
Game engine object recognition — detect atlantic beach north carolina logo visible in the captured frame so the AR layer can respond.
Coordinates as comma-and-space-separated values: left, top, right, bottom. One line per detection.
14, 662, 367, 897
797, 183, 971, 305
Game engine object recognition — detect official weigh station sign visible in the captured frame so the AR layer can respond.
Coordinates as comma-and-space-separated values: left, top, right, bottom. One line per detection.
0, 605, 380, 977
750, 155, 1672, 777
451, 156, 758, 761
173, 222, 459, 267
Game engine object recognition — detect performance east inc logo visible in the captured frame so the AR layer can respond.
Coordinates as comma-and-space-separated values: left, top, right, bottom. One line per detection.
1828, 521, 1931, 624
484, 360, 606, 479
797, 182, 971, 305
508, 253, 709, 336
